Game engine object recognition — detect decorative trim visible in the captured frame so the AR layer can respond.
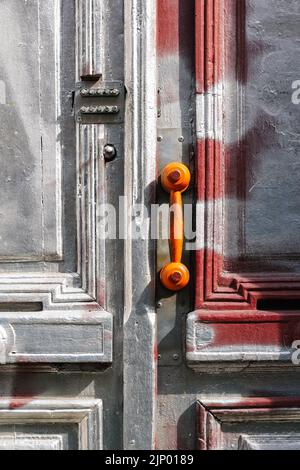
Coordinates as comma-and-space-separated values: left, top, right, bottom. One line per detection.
123, 0, 157, 450
186, 309, 300, 369
0, 310, 112, 364
197, 397, 300, 450
190, 0, 300, 369
0, 1, 106, 307
0, 398, 103, 450
0, 1, 113, 363
195, 0, 300, 309
0, 0, 105, 310
76, 0, 103, 79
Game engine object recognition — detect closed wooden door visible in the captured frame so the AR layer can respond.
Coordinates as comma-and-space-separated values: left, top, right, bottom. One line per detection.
157, 0, 300, 450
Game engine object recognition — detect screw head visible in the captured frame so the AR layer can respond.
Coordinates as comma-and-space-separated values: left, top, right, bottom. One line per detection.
173, 353, 180, 361
168, 170, 181, 183
103, 144, 117, 162
169, 271, 183, 284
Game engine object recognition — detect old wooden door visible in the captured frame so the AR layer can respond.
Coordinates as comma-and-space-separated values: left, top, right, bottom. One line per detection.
0, 0, 157, 451
2, 0, 300, 452
156, 0, 300, 450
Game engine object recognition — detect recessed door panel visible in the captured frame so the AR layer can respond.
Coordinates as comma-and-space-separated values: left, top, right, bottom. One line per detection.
187, 0, 300, 370
0, 0, 113, 363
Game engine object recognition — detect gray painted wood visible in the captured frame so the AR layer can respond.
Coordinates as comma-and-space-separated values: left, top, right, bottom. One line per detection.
0, 398, 103, 450
0, 0, 124, 449
123, 0, 157, 450
0, 0, 114, 363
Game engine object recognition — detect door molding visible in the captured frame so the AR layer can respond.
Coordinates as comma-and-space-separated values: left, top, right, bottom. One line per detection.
197, 397, 300, 450
0, 0, 113, 363
0, 398, 103, 450
188, 0, 300, 370
123, 0, 157, 450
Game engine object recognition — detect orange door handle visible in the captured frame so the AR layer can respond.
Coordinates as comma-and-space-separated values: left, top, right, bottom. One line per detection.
160, 163, 191, 291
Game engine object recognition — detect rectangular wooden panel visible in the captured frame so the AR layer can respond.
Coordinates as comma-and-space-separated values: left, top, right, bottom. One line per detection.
0, 399, 103, 450
197, 397, 300, 450
0, 1, 113, 362
0, 0, 63, 261
188, 0, 300, 370
0, 311, 112, 363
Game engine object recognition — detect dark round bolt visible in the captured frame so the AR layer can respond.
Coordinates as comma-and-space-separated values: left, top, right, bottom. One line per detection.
156, 301, 163, 309
169, 271, 183, 284
104, 144, 117, 162
173, 353, 180, 361
168, 170, 181, 183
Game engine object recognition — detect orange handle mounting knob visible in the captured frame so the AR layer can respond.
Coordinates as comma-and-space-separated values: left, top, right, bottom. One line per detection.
160, 163, 191, 291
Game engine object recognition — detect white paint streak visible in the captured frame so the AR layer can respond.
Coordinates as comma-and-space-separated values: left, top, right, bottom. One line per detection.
0, 80, 6, 104
196, 79, 260, 146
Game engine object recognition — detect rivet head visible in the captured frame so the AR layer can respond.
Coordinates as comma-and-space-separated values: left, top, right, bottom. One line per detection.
103, 144, 117, 162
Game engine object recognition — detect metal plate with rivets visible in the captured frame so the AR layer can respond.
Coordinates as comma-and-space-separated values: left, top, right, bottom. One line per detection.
75, 80, 124, 124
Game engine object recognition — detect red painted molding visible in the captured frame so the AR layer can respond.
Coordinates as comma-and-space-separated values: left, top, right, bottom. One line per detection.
194, 0, 300, 311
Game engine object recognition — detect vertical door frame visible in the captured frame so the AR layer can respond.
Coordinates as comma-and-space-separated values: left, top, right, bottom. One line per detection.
123, 0, 157, 450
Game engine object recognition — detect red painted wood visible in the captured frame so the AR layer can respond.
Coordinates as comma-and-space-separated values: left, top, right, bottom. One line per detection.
194, 0, 300, 308
206, 396, 300, 409
195, 0, 204, 94
194, 0, 300, 355
197, 401, 207, 450
157, 0, 180, 55
157, 0, 194, 56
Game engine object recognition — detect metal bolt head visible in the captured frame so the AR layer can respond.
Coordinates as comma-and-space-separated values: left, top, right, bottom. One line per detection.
103, 144, 117, 162
169, 271, 183, 284
173, 353, 180, 361
178, 136, 185, 142
168, 170, 181, 183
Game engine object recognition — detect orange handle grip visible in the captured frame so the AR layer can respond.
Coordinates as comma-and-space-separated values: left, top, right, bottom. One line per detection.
160, 163, 191, 291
